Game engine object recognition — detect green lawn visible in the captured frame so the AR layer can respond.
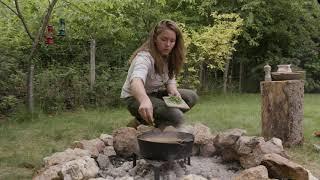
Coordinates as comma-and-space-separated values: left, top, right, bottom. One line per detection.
0, 93, 319, 179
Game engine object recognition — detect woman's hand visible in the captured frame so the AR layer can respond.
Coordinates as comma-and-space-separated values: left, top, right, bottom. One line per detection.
168, 90, 181, 98
167, 83, 181, 98
138, 97, 154, 125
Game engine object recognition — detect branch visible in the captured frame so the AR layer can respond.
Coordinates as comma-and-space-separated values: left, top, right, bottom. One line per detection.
0, 0, 19, 16
27, 0, 58, 65
14, 0, 34, 41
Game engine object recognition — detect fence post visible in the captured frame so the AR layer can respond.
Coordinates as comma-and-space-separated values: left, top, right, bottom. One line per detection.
90, 39, 96, 90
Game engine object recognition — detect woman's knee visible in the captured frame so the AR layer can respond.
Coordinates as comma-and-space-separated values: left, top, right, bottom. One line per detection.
155, 108, 184, 127
179, 89, 199, 108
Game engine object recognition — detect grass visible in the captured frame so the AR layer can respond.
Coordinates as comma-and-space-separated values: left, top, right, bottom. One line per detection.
0, 93, 319, 179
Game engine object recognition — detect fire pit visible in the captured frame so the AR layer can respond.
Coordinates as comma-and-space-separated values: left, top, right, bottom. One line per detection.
33, 125, 318, 180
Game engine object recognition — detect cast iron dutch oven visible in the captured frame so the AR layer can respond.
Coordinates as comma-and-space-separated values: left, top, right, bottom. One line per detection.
137, 130, 194, 161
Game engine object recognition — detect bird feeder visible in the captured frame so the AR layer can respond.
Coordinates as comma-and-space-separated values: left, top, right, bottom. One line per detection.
45, 25, 54, 45
58, 18, 65, 36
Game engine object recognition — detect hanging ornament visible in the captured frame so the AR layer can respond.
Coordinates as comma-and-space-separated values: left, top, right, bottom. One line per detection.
45, 25, 54, 45
58, 18, 66, 36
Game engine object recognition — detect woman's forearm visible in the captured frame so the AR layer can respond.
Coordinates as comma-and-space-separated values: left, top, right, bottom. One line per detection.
130, 78, 149, 103
130, 78, 154, 124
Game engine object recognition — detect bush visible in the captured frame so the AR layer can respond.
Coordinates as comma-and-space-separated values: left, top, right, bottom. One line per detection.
0, 95, 19, 115
35, 67, 89, 113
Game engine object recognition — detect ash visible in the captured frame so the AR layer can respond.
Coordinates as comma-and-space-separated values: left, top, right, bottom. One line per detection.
99, 156, 242, 180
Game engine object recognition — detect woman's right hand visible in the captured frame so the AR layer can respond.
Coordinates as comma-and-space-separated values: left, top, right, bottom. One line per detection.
138, 97, 154, 125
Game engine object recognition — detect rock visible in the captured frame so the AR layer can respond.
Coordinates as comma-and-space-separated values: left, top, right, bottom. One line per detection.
71, 138, 106, 157
261, 153, 309, 180
97, 154, 111, 169
182, 174, 207, 180
235, 136, 264, 156
214, 128, 246, 147
239, 151, 263, 169
32, 164, 62, 180
105, 167, 127, 178
199, 142, 216, 157
238, 137, 289, 168
259, 138, 288, 158
43, 148, 90, 167
221, 148, 239, 162
61, 156, 99, 180
103, 146, 116, 157
193, 123, 212, 144
116, 176, 134, 180
232, 165, 269, 180
100, 134, 113, 146
112, 127, 139, 158
307, 170, 319, 180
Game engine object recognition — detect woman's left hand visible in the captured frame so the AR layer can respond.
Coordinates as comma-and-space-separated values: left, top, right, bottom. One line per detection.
167, 83, 181, 98
168, 90, 181, 98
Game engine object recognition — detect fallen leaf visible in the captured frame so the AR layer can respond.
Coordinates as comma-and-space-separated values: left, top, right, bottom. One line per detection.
313, 131, 320, 137
313, 144, 320, 152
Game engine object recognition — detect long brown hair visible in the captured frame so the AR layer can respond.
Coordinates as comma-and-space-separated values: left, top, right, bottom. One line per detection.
129, 20, 186, 79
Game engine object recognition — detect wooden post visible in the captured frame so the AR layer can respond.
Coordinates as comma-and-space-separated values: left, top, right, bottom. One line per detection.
261, 80, 304, 147
90, 39, 96, 90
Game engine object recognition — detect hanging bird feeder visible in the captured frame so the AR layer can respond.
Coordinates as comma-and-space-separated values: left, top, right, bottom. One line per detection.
45, 25, 54, 45
58, 18, 65, 36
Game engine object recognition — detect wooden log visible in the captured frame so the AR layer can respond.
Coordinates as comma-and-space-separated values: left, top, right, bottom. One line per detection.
260, 80, 304, 147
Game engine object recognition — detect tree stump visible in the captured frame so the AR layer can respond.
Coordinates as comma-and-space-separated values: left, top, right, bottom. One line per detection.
260, 80, 304, 147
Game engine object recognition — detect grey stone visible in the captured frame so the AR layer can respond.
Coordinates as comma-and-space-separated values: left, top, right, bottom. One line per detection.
43, 148, 90, 167
100, 134, 113, 146
97, 154, 111, 169
61, 156, 99, 180
71, 138, 106, 157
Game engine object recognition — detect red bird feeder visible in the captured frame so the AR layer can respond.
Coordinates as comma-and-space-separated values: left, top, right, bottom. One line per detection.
45, 25, 54, 45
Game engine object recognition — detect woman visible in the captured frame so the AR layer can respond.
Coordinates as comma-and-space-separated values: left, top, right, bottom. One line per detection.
121, 19, 198, 129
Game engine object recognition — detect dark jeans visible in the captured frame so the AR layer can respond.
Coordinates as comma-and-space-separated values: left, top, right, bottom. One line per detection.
124, 89, 198, 128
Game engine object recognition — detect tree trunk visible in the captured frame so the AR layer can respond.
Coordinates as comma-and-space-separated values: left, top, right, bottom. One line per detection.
200, 62, 208, 91
25, 0, 58, 114
261, 80, 304, 147
228, 59, 233, 87
223, 58, 230, 94
239, 59, 243, 93
27, 65, 34, 114
90, 39, 96, 90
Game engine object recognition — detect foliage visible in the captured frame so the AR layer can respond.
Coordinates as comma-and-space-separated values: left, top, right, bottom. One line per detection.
226, 0, 320, 91
178, 13, 243, 89
192, 12, 243, 70
0, 95, 19, 115
0, 0, 319, 116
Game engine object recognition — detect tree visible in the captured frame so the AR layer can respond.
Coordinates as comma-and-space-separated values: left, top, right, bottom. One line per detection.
0, 0, 58, 115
